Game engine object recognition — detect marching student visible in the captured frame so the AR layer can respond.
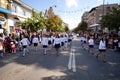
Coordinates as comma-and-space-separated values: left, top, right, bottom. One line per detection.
88, 36, 94, 55
48, 35, 52, 48
68, 35, 73, 46
41, 34, 48, 55
60, 35, 65, 50
32, 35, 39, 51
20, 35, 30, 57
53, 34, 61, 56
64, 35, 68, 49
96, 36, 107, 62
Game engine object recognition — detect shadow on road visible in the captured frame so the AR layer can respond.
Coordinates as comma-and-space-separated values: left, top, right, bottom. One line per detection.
0, 38, 120, 80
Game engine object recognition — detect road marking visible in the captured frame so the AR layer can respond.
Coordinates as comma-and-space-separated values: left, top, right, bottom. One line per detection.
68, 49, 76, 72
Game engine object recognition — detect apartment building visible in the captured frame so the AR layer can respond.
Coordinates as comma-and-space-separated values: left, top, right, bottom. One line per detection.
0, 0, 37, 34
82, 3, 119, 32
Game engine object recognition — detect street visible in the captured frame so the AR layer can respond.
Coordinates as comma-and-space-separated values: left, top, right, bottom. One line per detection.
0, 37, 120, 80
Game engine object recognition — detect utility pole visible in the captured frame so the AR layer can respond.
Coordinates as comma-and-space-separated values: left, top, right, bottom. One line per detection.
103, 0, 105, 15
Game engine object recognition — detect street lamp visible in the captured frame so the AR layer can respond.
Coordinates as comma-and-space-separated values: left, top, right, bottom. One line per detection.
103, 0, 105, 15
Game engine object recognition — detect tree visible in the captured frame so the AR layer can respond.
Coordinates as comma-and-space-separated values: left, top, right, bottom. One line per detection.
64, 26, 70, 32
45, 7, 64, 32
19, 10, 45, 32
100, 7, 120, 32
72, 21, 88, 33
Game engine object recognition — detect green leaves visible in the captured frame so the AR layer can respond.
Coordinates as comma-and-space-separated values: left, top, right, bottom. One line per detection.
19, 8, 69, 32
100, 7, 120, 32
73, 21, 88, 33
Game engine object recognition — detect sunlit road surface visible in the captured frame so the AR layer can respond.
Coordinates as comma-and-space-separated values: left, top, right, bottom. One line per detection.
0, 37, 120, 80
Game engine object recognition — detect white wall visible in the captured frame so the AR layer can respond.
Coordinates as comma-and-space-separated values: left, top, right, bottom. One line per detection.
12, 2, 32, 18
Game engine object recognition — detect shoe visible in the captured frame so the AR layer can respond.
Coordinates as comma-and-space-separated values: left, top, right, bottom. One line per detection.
96, 55, 98, 59
44, 53, 46, 55
22, 54, 25, 57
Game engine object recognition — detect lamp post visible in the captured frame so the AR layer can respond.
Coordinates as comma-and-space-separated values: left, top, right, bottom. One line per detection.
103, 0, 105, 15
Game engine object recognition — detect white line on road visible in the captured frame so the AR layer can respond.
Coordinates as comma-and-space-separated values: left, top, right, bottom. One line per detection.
68, 49, 76, 72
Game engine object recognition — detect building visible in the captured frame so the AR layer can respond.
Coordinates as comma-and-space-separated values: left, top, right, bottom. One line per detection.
0, 0, 12, 34
81, 11, 89, 23
82, 3, 119, 32
0, 0, 38, 34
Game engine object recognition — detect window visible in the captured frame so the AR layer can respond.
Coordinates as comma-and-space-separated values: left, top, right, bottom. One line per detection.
12, 5, 17, 12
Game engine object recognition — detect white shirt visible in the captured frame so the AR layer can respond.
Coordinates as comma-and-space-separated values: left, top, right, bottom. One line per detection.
60, 37, 65, 42
42, 37, 48, 45
88, 39, 94, 45
32, 37, 39, 43
48, 37, 52, 42
80, 37, 86, 41
21, 38, 30, 46
99, 40, 106, 50
0, 45, 3, 50
53, 38, 61, 45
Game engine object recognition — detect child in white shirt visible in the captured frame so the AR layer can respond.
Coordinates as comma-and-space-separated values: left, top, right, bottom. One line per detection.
21, 35, 30, 57
32, 35, 39, 51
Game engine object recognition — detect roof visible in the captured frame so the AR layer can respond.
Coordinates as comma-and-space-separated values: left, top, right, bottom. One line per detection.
12, 0, 39, 12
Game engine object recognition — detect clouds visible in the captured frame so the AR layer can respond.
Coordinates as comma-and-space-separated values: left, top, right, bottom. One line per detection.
66, 0, 78, 8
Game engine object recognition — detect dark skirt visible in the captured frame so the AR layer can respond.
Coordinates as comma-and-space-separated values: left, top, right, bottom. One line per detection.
34, 43, 38, 46
54, 44, 60, 48
23, 45, 27, 49
48, 40, 52, 44
61, 42, 64, 46
43, 45, 48, 48
99, 49, 106, 52
89, 45, 94, 48
68, 39, 72, 42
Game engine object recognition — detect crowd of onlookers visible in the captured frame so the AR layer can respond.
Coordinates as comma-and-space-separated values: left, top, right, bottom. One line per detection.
79, 32, 120, 62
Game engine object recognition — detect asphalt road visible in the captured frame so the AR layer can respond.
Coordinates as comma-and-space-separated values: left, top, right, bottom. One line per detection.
0, 37, 120, 80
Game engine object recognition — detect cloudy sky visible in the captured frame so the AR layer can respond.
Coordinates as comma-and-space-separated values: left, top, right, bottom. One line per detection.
22, 0, 120, 30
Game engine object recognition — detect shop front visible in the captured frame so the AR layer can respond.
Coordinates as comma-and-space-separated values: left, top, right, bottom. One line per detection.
0, 13, 7, 33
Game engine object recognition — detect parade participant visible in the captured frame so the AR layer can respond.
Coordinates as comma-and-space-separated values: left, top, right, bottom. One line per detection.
96, 36, 107, 62
88, 36, 94, 55
64, 35, 68, 49
48, 35, 52, 48
41, 34, 48, 55
68, 35, 73, 46
53, 34, 61, 56
10, 40, 16, 53
32, 35, 39, 51
60, 35, 65, 50
20, 35, 30, 57
80, 35, 87, 49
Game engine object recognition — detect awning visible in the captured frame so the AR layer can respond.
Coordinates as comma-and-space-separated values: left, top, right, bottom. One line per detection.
14, 16, 25, 22
0, 18, 6, 21
89, 24, 100, 28
17, 17, 25, 22
0, 7, 12, 14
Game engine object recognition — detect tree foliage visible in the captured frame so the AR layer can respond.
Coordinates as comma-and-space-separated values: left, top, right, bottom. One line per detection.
64, 25, 70, 32
19, 10, 45, 32
19, 8, 67, 32
72, 21, 88, 33
100, 7, 120, 32
45, 8, 64, 32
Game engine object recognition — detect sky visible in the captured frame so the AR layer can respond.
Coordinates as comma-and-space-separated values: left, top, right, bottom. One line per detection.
21, 0, 120, 30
